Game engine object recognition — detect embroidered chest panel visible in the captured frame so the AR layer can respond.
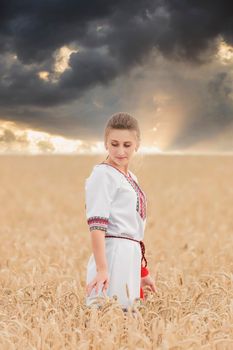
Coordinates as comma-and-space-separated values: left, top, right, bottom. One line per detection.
125, 175, 147, 221
97, 162, 147, 221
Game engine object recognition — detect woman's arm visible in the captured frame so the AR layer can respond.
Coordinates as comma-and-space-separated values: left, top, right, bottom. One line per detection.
86, 230, 109, 296
90, 230, 108, 272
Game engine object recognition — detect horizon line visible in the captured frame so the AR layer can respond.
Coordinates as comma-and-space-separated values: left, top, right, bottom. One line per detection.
0, 150, 232, 156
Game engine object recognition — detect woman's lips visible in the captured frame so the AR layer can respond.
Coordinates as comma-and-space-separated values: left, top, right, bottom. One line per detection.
116, 157, 127, 159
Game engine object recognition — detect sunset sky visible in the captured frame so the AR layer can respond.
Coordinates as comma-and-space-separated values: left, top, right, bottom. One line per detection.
0, 1, 233, 154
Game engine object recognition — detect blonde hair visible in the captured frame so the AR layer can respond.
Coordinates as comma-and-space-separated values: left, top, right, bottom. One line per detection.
104, 112, 143, 167
104, 112, 141, 146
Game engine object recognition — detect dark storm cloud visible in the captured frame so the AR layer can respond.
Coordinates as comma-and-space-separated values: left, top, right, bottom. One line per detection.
60, 49, 119, 89
160, 0, 233, 61
0, 0, 152, 63
0, 0, 233, 151
0, 0, 233, 106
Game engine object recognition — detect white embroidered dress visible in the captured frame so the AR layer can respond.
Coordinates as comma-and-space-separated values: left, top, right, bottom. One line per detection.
85, 162, 147, 309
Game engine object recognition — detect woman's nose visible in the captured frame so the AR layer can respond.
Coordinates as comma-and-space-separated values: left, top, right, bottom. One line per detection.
117, 152, 126, 156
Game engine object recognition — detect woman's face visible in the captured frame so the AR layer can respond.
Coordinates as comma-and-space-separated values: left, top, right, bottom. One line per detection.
105, 129, 139, 166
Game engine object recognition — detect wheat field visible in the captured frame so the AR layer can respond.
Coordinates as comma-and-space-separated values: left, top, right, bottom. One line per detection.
0, 154, 232, 349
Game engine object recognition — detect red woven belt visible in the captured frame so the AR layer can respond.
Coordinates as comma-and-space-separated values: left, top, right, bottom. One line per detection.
105, 234, 148, 268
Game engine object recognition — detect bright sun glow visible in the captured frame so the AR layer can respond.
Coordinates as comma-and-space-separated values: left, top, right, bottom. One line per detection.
26, 129, 83, 154
217, 39, 233, 65
54, 46, 79, 74
37, 46, 79, 82
0, 122, 163, 155
38, 71, 49, 81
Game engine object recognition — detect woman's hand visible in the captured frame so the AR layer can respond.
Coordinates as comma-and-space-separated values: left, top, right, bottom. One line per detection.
141, 273, 157, 294
86, 269, 109, 297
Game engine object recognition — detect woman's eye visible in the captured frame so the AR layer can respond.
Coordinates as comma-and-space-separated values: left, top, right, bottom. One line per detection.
111, 144, 130, 147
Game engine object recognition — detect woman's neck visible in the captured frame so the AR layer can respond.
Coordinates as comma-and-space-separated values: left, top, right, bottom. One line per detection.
102, 158, 129, 176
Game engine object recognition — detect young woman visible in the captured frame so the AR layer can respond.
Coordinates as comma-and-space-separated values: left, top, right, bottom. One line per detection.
85, 112, 156, 310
